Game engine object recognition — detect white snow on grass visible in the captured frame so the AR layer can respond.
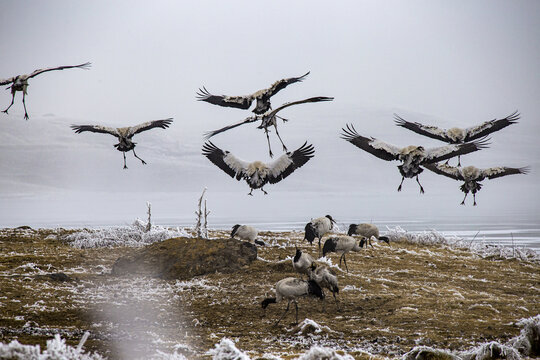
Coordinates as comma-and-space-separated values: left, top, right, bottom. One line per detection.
64, 220, 190, 248
386, 226, 540, 263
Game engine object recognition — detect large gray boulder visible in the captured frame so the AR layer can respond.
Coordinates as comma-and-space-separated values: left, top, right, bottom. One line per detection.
112, 237, 257, 280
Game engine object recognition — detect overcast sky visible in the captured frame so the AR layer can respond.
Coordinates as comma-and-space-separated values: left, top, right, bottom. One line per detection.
0, 1, 539, 227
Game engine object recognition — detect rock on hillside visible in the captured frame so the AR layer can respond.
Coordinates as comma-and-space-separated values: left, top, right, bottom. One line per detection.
112, 237, 257, 280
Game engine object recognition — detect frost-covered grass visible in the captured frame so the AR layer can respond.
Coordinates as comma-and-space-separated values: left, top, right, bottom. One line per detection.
386, 226, 540, 263
63, 219, 190, 248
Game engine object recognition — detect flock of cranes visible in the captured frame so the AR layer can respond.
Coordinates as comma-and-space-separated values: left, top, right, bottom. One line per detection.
1, 65, 532, 327
1, 65, 528, 204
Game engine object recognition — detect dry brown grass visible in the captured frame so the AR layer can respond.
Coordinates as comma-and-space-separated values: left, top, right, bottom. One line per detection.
0, 227, 538, 359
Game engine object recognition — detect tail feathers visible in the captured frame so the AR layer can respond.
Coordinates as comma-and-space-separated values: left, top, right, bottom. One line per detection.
379, 236, 390, 244
304, 223, 316, 244
360, 238, 367, 248
261, 297, 277, 309
332, 285, 339, 294
322, 237, 337, 257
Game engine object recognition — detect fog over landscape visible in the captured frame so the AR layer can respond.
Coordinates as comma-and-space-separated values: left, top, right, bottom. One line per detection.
1, 1, 539, 229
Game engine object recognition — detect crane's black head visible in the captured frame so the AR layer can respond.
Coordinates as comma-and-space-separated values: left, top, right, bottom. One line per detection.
307, 280, 325, 300
325, 215, 336, 224
379, 236, 390, 244
359, 237, 367, 248
231, 224, 241, 238
304, 223, 316, 244
347, 224, 358, 236
261, 297, 277, 309
322, 237, 337, 257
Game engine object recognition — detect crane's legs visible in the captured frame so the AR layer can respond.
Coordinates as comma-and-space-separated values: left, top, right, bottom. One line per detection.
274, 301, 291, 327
473, 193, 477, 206
123, 152, 128, 169
2, 92, 15, 114
274, 124, 288, 152
22, 92, 29, 120
416, 175, 425, 194
132, 149, 147, 165
457, 155, 461, 167
397, 176, 405, 192
339, 253, 349, 273
264, 128, 274, 158
260, 187, 268, 195
248, 189, 254, 196
461, 192, 468, 205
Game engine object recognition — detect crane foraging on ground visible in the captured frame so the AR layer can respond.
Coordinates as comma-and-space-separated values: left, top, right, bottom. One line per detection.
423, 163, 529, 206
204, 96, 333, 157
1, 62, 91, 120
231, 224, 259, 243
394, 111, 519, 166
202, 141, 315, 195
261, 277, 324, 326
322, 235, 363, 273
348, 223, 390, 247
197, 71, 310, 115
71, 118, 173, 169
340, 123, 489, 194
308, 263, 340, 310
304, 215, 336, 257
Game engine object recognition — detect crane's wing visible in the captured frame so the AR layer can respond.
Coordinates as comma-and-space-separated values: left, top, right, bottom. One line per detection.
267, 96, 334, 118
202, 141, 249, 181
340, 124, 401, 161
27, 62, 91, 79
424, 138, 490, 163
196, 86, 253, 110
70, 124, 119, 136
394, 114, 451, 142
481, 166, 530, 180
464, 111, 519, 141
0, 76, 16, 86
203, 116, 259, 139
128, 118, 173, 136
263, 71, 310, 98
267, 142, 315, 184
423, 163, 463, 180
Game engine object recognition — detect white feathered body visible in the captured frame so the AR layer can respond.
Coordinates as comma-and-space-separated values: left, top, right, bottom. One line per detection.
309, 265, 339, 295
274, 277, 314, 303
231, 224, 258, 242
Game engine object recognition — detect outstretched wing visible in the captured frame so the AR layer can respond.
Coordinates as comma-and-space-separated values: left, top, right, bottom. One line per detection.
267, 142, 315, 184
0, 76, 16, 86
70, 124, 118, 136
202, 141, 248, 180
265, 96, 333, 118
196, 86, 253, 110
394, 114, 451, 142
128, 118, 173, 136
481, 166, 529, 180
340, 124, 401, 161
203, 116, 259, 139
263, 71, 310, 98
27, 62, 91, 79
424, 138, 490, 163
423, 163, 463, 180
464, 111, 519, 141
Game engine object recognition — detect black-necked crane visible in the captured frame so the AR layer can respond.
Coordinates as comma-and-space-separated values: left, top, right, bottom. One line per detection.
394, 111, 519, 166
348, 223, 390, 247
261, 277, 324, 326
197, 71, 310, 115
71, 118, 173, 169
341, 124, 489, 194
204, 96, 333, 157
308, 263, 339, 310
304, 215, 336, 257
231, 224, 258, 243
322, 235, 363, 273
423, 163, 530, 206
292, 248, 315, 279
1, 62, 91, 120
202, 141, 314, 195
